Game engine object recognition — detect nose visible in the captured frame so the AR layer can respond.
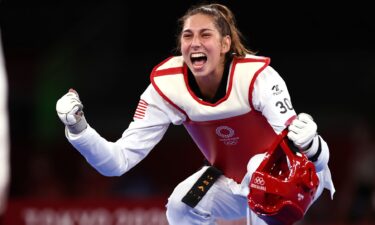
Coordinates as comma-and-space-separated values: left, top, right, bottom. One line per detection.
191, 35, 201, 48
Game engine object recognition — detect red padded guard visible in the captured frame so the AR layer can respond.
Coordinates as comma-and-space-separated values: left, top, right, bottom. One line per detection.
248, 130, 319, 225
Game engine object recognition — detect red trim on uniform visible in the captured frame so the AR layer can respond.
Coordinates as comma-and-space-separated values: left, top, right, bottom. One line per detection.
225, 60, 236, 103
153, 67, 184, 77
183, 61, 236, 107
247, 57, 271, 110
150, 56, 185, 77
150, 56, 270, 120
150, 56, 174, 73
150, 57, 189, 120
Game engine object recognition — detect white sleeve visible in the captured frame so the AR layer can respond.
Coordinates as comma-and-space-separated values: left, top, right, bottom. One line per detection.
65, 84, 186, 176
252, 66, 296, 134
0, 30, 10, 214
252, 66, 332, 173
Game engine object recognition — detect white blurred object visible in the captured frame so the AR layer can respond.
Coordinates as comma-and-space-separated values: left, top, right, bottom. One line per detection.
0, 29, 10, 215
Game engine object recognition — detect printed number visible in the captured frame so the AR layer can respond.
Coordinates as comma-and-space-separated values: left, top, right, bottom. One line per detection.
275, 98, 294, 114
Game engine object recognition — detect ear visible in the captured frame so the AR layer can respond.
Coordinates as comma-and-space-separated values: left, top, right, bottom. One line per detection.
221, 35, 231, 54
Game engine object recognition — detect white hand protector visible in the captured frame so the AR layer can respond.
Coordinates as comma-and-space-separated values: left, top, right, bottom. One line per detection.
287, 113, 317, 150
56, 89, 87, 134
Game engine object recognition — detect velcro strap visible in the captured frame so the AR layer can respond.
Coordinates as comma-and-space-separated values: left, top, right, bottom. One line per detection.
308, 137, 322, 162
182, 166, 223, 208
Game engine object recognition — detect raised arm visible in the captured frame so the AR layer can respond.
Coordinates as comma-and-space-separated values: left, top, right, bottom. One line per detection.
55, 85, 182, 176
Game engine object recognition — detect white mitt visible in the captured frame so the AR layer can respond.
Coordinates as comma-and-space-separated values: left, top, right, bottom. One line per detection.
287, 113, 317, 150
56, 89, 87, 134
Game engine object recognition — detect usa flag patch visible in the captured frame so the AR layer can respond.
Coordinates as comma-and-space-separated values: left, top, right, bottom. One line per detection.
133, 99, 148, 120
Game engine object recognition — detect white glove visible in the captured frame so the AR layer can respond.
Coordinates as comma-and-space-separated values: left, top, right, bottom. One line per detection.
287, 113, 317, 150
56, 89, 87, 134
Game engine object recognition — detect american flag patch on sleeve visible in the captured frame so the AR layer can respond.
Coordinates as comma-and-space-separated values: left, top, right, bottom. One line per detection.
133, 99, 148, 120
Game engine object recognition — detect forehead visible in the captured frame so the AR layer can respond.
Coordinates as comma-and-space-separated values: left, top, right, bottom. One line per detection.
183, 13, 217, 31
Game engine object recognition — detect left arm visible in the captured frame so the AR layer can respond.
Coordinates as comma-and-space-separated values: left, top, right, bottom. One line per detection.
252, 66, 328, 172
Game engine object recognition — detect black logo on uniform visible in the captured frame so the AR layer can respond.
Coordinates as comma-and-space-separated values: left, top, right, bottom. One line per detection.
272, 85, 283, 95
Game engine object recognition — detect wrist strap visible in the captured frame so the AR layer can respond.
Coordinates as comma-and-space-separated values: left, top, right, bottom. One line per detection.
308, 137, 322, 162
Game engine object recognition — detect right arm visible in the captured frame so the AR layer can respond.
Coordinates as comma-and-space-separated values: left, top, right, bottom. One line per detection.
56, 85, 185, 177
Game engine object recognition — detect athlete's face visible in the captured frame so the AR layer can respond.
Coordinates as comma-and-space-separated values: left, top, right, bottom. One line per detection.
180, 14, 231, 78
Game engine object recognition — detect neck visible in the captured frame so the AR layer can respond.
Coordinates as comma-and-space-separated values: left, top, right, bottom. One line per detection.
195, 66, 224, 100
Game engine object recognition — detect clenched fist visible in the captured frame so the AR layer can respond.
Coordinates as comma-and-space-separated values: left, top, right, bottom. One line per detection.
287, 113, 317, 150
56, 89, 87, 134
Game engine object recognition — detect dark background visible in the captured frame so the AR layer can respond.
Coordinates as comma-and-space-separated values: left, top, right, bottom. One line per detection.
1, 0, 375, 224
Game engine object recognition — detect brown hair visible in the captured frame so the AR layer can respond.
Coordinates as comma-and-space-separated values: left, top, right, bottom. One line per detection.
175, 3, 255, 59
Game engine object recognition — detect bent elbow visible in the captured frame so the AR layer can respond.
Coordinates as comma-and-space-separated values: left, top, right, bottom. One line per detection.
97, 167, 127, 177
91, 159, 128, 177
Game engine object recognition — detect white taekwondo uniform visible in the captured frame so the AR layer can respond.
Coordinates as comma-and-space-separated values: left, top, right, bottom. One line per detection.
66, 54, 335, 225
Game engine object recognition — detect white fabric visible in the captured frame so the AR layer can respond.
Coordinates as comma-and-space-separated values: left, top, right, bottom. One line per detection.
252, 65, 296, 134
0, 29, 10, 215
65, 56, 335, 224
166, 166, 253, 225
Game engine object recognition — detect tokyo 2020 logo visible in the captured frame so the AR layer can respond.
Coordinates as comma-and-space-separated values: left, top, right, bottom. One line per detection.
215, 126, 239, 145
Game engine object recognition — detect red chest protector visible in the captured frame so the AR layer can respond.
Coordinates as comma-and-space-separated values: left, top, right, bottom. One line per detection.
184, 110, 279, 183
151, 55, 281, 183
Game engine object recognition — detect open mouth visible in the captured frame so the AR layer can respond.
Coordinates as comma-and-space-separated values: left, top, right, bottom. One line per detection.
190, 53, 207, 69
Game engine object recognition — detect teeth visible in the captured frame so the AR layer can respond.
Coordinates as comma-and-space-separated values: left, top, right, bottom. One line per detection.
191, 53, 206, 58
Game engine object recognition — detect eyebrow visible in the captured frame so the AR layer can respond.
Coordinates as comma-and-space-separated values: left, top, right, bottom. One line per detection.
182, 28, 215, 33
